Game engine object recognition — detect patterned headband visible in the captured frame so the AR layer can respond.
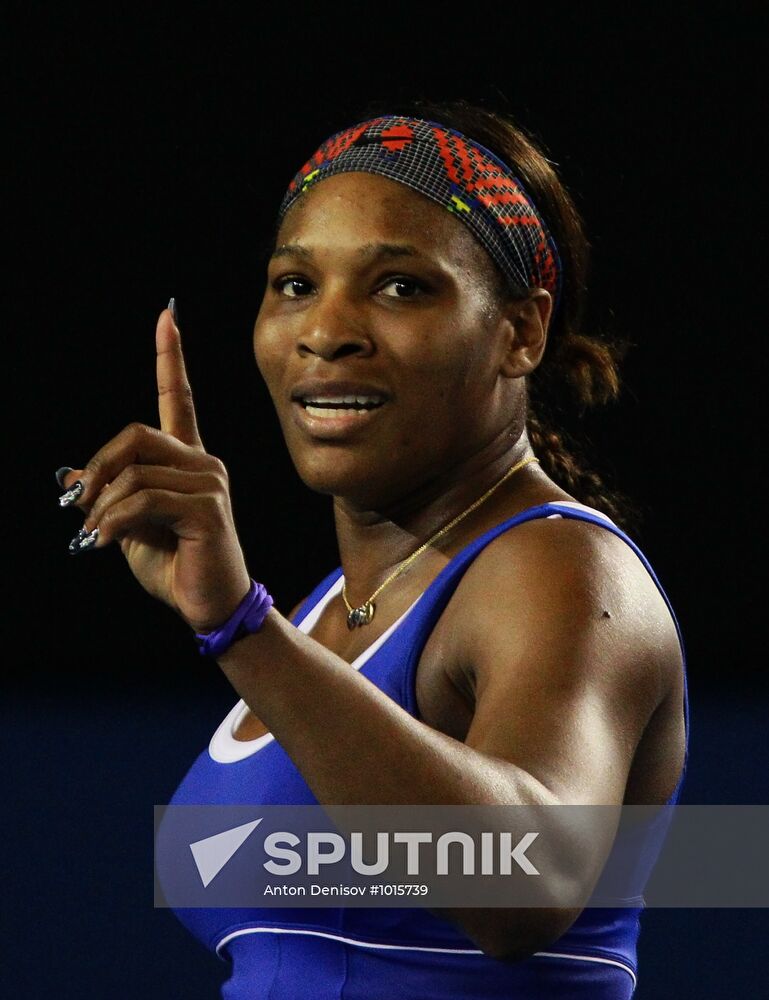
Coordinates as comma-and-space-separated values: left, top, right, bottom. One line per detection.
279, 116, 562, 304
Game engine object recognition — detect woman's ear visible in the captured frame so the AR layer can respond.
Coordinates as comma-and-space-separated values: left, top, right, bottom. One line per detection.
498, 289, 552, 378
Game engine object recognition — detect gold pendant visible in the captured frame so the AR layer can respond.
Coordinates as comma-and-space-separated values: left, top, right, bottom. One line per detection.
346, 601, 375, 630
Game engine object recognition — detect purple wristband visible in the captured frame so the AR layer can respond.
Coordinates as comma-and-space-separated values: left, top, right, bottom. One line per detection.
194, 579, 274, 657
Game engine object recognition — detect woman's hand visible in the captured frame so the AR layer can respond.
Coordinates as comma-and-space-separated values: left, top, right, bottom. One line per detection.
59, 306, 251, 633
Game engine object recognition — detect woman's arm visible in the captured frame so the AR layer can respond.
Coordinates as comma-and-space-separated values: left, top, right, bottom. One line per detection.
214, 518, 673, 957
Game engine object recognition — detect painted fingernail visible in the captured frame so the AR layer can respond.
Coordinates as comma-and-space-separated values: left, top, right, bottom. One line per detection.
56, 466, 74, 488
59, 480, 84, 507
68, 526, 99, 555
168, 297, 179, 326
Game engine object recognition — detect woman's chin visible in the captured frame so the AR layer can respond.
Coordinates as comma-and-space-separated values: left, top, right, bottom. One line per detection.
293, 456, 395, 508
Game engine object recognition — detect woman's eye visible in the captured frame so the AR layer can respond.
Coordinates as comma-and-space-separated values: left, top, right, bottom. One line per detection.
276, 277, 313, 297
378, 277, 424, 299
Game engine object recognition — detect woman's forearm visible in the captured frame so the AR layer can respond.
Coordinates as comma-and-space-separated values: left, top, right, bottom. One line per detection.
216, 608, 550, 809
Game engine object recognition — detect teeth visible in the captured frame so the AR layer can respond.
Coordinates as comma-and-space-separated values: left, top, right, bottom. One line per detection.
304, 405, 381, 419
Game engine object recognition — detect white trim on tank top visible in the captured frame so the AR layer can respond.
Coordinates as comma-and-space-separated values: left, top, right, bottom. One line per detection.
207, 501, 612, 764
213, 926, 637, 988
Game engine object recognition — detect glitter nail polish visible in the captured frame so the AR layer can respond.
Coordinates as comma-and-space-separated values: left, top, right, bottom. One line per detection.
59, 481, 84, 508
68, 526, 99, 554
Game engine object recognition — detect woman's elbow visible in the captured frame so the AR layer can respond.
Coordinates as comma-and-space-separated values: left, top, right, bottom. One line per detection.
466, 906, 585, 963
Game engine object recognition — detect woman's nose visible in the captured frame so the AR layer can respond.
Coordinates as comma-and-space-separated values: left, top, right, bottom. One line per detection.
297, 295, 374, 361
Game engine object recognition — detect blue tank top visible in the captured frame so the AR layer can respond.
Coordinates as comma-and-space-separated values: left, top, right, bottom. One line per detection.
168, 501, 689, 999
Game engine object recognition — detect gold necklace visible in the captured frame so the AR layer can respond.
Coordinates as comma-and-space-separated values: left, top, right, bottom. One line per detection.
342, 454, 540, 629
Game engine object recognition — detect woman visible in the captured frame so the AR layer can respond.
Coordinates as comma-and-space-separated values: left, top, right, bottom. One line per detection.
59, 104, 688, 997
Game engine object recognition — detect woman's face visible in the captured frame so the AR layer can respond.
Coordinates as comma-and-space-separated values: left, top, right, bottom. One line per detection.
253, 172, 525, 508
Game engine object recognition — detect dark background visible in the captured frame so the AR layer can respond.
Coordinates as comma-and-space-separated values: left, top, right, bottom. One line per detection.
5, 4, 766, 997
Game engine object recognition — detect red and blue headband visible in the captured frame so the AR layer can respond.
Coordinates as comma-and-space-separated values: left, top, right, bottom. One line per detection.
279, 116, 562, 305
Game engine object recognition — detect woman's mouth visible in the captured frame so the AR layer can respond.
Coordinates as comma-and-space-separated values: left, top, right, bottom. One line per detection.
290, 393, 389, 439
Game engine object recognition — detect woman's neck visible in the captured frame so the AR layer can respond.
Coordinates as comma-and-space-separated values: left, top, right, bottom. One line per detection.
331, 433, 555, 606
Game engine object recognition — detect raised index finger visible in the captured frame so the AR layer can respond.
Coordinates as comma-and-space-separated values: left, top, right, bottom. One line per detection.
156, 303, 204, 448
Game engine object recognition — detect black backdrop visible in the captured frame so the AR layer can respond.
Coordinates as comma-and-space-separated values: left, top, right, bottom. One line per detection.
5, 5, 767, 997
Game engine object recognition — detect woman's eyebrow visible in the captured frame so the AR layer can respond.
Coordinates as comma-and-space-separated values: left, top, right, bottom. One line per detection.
271, 243, 313, 261
271, 242, 423, 262
358, 242, 421, 260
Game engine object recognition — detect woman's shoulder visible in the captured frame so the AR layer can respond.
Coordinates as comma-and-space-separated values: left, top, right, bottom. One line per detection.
462, 500, 673, 625
464, 498, 661, 610
445, 498, 683, 711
